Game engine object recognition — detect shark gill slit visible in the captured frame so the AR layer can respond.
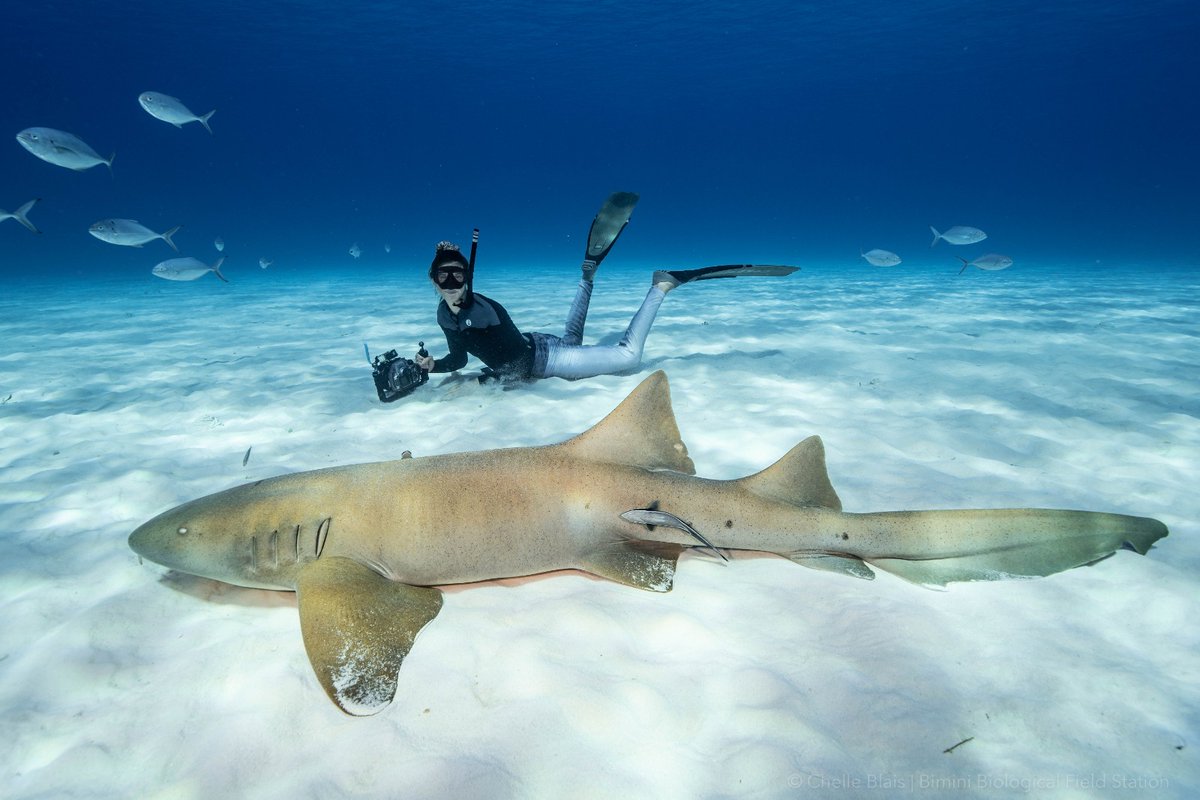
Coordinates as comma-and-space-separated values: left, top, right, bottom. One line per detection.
291, 525, 300, 563
315, 517, 331, 557
249, 535, 258, 572
269, 530, 279, 569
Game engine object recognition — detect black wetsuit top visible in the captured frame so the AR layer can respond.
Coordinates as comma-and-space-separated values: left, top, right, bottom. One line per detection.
432, 292, 533, 379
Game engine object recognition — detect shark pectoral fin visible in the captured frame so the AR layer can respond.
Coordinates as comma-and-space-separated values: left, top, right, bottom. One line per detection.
789, 553, 876, 581
579, 541, 685, 593
296, 557, 443, 716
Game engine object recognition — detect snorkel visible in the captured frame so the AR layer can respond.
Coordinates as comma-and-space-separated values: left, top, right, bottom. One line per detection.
468, 227, 479, 287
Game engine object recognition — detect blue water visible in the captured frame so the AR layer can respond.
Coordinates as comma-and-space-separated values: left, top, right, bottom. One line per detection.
2, 1, 1198, 280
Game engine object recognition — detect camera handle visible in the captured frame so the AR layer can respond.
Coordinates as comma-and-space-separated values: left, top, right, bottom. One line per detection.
416, 341, 429, 359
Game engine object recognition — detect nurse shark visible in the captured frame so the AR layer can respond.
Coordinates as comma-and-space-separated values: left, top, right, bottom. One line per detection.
129, 371, 1167, 715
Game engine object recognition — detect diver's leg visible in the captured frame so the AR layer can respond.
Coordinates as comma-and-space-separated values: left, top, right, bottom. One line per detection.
541, 286, 667, 380
562, 278, 594, 346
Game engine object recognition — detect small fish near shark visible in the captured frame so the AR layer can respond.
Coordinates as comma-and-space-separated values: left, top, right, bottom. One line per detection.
152, 256, 227, 283
16, 127, 114, 172
90, 218, 181, 251
138, 91, 215, 134
958, 253, 1014, 274
929, 225, 987, 247
860, 248, 901, 267
128, 371, 1168, 716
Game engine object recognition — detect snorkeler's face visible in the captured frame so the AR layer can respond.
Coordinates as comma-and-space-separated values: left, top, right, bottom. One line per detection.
435, 279, 467, 309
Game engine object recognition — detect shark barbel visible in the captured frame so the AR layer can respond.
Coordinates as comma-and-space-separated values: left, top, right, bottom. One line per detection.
129, 371, 1168, 715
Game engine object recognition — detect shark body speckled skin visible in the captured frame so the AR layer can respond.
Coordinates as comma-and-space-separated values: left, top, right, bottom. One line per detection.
130, 371, 1167, 715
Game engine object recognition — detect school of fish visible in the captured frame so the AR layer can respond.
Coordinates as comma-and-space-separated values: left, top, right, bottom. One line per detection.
8, 94, 1012, 279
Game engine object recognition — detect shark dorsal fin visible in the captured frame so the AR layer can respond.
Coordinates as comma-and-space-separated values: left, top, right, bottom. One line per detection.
736, 435, 842, 511
560, 371, 695, 474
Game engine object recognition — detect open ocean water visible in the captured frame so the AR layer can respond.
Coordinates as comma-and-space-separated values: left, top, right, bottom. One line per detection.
3, 2, 1199, 798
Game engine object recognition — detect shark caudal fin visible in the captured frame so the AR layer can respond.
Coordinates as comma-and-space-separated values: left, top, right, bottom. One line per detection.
735, 435, 842, 511
793, 509, 1169, 589
862, 509, 1167, 588
560, 370, 695, 474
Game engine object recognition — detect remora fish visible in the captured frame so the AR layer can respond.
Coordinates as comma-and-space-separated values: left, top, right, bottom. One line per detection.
16, 127, 113, 172
957, 253, 1013, 274
90, 218, 180, 251
861, 248, 901, 267
930, 225, 987, 247
152, 256, 228, 283
138, 91, 215, 134
0, 198, 40, 233
128, 371, 1167, 715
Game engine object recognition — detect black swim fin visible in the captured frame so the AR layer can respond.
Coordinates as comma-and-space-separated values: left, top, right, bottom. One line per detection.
584, 191, 639, 268
653, 264, 800, 288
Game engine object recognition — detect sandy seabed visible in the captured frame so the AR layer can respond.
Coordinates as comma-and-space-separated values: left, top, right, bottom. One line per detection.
2, 262, 1197, 798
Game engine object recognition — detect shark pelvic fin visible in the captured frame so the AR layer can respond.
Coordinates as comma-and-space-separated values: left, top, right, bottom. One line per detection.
737, 435, 843, 511
296, 557, 443, 716
560, 370, 695, 474
789, 553, 876, 580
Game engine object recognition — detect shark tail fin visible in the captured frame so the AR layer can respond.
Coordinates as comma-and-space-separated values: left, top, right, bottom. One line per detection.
735, 435, 842, 511
822, 509, 1168, 589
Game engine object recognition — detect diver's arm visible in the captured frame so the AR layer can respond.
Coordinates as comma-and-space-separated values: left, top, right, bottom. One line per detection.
430, 328, 468, 373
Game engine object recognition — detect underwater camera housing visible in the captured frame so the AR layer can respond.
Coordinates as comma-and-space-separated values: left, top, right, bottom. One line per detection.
371, 345, 428, 403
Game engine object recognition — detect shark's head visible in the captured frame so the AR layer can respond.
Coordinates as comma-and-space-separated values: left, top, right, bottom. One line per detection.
129, 481, 319, 591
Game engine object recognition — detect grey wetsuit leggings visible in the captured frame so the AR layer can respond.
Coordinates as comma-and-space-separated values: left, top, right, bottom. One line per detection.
530, 279, 666, 380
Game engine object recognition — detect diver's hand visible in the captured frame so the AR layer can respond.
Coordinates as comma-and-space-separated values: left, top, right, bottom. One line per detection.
416, 354, 435, 372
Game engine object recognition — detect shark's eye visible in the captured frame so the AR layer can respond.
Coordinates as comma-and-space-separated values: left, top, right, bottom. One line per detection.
177, 527, 188, 535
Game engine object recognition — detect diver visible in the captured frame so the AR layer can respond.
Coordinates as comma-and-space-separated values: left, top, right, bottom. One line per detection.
414, 192, 797, 383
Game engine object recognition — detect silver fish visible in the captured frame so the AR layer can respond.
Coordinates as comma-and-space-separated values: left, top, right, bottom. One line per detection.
384, 243, 392, 254
349, 243, 362, 259
214, 237, 225, 252
957, 254, 1013, 274
860, 248, 901, 267
138, 92, 215, 134
259, 258, 273, 269
16, 127, 113, 172
929, 225, 987, 247
152, 256, 228, 283
89, 219, 180, 251
0, 198, 40, 233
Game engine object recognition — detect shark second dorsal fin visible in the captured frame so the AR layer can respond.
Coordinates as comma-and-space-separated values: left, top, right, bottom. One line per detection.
296, 557, 443, 716
736, 435, 843, 511
560, 371, 695, 474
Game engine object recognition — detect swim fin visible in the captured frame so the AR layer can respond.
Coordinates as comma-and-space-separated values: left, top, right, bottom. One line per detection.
653, 264, 799, 289
584, 191, 639, 269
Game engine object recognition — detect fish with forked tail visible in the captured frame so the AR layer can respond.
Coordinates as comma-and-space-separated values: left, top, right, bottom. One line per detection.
16, 127, 113, 172
138, 91, 215, 134
90, 219, 181, 250
128, 371, 1167, 715
1, 198, 40, 233
152, 256, 227, 283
